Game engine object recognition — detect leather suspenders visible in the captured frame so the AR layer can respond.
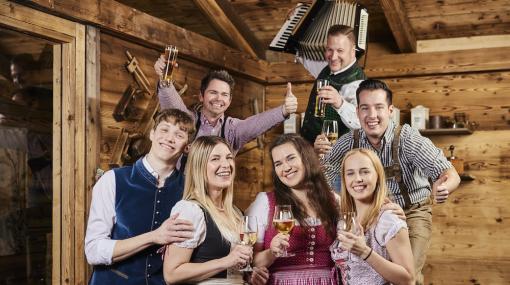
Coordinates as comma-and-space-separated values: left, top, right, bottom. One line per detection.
196, 111, 228, 139
353, 126, 412, 209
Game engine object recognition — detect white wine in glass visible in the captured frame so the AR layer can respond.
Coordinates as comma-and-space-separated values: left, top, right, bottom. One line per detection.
273, 205, 295, 257
314, 79, 329, 117
332, 211, 358, 262
322, 119, 339, 145
239, 216, 257, 272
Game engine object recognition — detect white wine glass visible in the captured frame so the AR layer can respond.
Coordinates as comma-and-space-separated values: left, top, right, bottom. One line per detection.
320, 119, 338, 160
239, 216, 258, 272
331, 211, 358, 262
273, 205, 295, 257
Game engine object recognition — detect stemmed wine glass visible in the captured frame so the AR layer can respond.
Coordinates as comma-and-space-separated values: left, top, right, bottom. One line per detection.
239, 216, 258, 272
273, 205, 295, 257
331, 211, 359, 263
320, 119, 338, 160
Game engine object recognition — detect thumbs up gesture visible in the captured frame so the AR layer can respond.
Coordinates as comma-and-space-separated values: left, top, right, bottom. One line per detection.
432, 174, 449, 203
282, 82, 298, 116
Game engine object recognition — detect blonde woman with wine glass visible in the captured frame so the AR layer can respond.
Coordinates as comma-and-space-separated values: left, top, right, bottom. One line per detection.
332, 148, 414, 285
163, 136, 252, 285
247, 134, 340, 284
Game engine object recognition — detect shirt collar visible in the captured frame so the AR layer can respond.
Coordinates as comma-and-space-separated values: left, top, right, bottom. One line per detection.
200, 112, 225, 127
359, 120, 396, 146
331, 60, 356, 76
142, 155, 174, 180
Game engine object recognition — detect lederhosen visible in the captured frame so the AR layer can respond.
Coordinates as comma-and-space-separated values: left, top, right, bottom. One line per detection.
353, 126, 413, 209
196, 111, 229, 139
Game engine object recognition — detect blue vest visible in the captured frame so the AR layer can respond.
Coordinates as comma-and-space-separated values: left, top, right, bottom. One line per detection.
89, 157, 185, 285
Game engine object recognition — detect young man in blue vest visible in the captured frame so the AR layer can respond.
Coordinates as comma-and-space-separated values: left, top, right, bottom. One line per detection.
85, 108, 196, 285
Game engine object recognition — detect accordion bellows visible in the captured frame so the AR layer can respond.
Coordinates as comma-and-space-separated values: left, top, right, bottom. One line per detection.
270, 0, 368, 61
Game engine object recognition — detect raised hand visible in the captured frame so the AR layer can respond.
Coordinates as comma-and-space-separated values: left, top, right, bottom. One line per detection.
151, 213, 194, 245
318, 85, 343, 109
154, 54, 179, 78
282, 82, 298, 116
154, 54, 166, 77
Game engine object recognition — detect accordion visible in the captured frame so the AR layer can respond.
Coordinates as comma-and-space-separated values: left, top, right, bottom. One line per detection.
269, 0, 368, 61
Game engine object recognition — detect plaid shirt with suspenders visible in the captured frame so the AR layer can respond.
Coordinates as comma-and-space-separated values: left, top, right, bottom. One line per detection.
195, 111, 229, 139
353, 125, 413, 209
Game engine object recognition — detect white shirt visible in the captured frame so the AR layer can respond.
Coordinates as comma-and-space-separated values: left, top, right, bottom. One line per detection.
170, 200, 208, 248
84, 156, 173, 265
336, 80, 362, 130
297, 57, 361, 130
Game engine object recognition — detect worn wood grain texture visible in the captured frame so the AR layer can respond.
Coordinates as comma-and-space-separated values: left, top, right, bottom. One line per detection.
22, 0, 269, 82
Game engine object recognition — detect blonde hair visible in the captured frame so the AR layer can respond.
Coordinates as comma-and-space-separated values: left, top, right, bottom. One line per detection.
183, 136, 241, 242
340, 148, 388, 231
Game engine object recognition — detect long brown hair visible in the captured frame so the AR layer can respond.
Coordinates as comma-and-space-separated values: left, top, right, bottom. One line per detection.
340, 148, 388, 231
269, 134, 339, 237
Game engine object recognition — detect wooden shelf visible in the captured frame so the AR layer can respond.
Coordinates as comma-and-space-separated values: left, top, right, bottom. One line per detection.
419, 127, 473, 136
460, 173, 476, 181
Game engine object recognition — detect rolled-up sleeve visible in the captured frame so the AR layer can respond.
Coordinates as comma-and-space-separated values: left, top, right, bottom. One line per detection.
84, 170, 117, 265
170, 200, 206, 249
335, 80, 362, 130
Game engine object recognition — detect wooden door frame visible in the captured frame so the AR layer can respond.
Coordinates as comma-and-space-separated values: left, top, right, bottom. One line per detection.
0, 1, 97, 284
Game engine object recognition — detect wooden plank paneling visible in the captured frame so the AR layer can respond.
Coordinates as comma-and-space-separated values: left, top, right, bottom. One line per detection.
386, 71, 510, 130
268, 46, 510, 83
403, 0, 510, 40
61, 41, 75, 285
417, 35, 510, 53
84, 24, 101, 281
21, 0, 269, 83
74, 23, 87, 285
51, 43, 62, 285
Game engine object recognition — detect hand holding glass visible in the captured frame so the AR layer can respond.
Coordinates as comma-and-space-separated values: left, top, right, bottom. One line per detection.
320, 119, 338, 160
314, 79, 329, 117
160, 45, 178, 87
239, 216, 258, 272
273, 205, 295, 257
331, 212, 359, 263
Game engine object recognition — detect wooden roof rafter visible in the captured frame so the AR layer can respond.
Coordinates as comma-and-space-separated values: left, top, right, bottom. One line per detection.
19, 0, 269, 82
378, 0, 416, 53
192, 0, 266, 59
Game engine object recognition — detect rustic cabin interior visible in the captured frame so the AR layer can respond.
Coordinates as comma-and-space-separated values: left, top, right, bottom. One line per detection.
0, 0, 508, 284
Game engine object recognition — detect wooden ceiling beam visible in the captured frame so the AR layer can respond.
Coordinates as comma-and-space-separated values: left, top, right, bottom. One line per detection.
19, 0, 269, 82
192, 0, 265, 59
378, 0, 416, 53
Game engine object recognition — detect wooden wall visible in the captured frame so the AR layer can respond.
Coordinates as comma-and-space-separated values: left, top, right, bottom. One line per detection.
386, 72, 510, 284
99, 32, 267, 210
264, 50, 510, 284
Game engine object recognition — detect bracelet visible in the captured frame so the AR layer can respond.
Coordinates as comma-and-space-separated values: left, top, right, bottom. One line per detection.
363, 248, 373, 260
